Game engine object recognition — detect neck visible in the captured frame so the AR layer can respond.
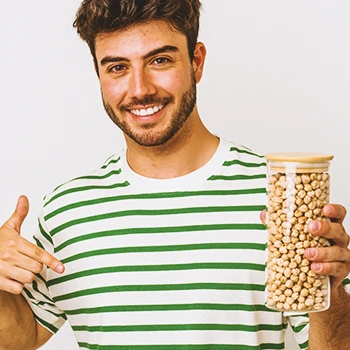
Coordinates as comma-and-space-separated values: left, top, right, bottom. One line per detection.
125, 114, 219, 179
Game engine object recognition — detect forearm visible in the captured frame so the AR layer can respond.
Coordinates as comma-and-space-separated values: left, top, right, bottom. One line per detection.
309, 285, 350, 349
0, 291, 38, 350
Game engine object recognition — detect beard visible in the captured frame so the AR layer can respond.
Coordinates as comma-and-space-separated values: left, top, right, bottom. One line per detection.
102, 71, 197, 147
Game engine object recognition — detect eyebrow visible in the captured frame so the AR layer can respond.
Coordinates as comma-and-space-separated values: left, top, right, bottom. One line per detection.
100, 45, 179, 66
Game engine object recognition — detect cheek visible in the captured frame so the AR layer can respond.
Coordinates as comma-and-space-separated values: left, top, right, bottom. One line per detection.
155, 70, 189, 95
100, 78, 127, 104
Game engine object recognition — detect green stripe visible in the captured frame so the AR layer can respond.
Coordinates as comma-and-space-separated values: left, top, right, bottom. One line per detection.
48, 262, 265, 287
61, 242, 266, 264
44, 188, 266, 220
23, 285, 66, 320
78, 343, 284, 350
22, 287, 35, 300
229, 147, 265, 159
32, 280, 53, 303
37, 305, 67, 320
101, 157, 121, 169
53, 283, 265, 302
208, 174, 266, 181
34, 273, 52, 295
76, 169, 122, 180
45, 181, 130, 207
38, 221, 53, 245
55, 169, 122, 187
49, 157, 121, 194
50, 205, 265, 236
223, 160, 266, 168
33, 236, 44, 249
292, 320, 309, 334
343, 278, 350, 286
34, 314, 59, 333
72, 323, 283, 332
55, 223, 266, 252
300, 339, 309, 349
65, 303, 274, 315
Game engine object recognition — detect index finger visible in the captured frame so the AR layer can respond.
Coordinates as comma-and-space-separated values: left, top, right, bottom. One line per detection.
323, 204, 347, 224
18, 239, 64, 274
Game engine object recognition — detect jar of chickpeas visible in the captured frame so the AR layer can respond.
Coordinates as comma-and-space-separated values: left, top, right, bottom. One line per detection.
265, 153, 333, 313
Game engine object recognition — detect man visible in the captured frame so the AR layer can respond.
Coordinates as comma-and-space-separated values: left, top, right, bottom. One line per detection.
0, 1, 349, 349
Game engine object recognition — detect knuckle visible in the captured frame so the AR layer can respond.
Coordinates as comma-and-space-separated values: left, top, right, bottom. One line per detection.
33, 249, 43, 261
33, 262, 43, 274
323, 221, 331, 235
321, 263, 330, 275
334, 245, 343, 257
6, 239, 17, 249
0, 263, 6, 274
318, 247, 328, 260
25, 272, 36, 283
10, 284, 24, 295
336, 262, 344, 275
342, 205, 347, 218
0, 251, 12, 261
340, 224, 347, 236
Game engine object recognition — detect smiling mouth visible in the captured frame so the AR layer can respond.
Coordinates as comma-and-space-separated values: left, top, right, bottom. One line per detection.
130, 104, 165, 117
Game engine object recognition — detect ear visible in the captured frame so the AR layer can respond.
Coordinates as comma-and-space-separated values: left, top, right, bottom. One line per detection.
192, 42, 207, 83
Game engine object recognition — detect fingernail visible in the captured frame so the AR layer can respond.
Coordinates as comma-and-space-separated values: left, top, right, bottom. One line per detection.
306, 248, 317, 259
312, 263, 322, 272
324, 204, 333, 216
56, 264, 64, 273
309, 220, 321, 233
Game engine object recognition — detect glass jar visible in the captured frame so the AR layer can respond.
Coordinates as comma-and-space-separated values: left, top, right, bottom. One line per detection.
265, 153, 333, 313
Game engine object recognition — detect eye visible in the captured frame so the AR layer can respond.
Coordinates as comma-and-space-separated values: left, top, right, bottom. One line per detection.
152, 57, 171, 65
108, 64, 127, 73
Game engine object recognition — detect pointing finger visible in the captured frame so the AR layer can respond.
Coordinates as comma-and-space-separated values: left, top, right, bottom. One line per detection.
17, 239, 64, 274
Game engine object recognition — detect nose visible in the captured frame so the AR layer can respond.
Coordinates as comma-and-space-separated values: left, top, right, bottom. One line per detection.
129, 68, 157, 99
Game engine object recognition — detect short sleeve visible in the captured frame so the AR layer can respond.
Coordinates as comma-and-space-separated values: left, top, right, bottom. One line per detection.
285, 312, 309, 350
21, 212, 67, 334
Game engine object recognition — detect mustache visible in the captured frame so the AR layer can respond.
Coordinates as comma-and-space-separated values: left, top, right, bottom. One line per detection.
120, 95, 174, 112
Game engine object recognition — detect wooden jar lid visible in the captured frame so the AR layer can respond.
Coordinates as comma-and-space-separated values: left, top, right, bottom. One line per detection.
266, 153, 334, 173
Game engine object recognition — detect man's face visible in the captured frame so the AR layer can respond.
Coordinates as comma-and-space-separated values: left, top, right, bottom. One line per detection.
94, 21, 201, 147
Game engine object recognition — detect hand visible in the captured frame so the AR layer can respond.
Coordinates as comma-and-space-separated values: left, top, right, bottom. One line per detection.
0, 196, 64, 295
304, 204, 349, 290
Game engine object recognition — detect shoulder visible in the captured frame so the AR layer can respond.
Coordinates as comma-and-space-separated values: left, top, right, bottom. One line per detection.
222, 139, 266, 170
226, 140, 265, 161
42, 152, 127, 211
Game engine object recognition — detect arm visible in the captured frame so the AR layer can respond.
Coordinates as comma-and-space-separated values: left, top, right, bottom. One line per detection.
308, 285, 350, 350
0, 292, 52, 350
0, 196, 64, 350
304, 204, 350, 349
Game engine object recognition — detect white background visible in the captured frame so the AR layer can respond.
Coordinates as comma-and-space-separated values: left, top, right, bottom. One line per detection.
0, 1, 349, 349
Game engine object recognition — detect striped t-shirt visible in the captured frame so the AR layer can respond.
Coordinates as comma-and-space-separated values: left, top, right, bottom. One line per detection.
23, 138, 313, 349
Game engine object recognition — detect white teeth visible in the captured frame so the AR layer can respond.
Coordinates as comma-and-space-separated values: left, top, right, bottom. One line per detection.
131, 104, 164, 117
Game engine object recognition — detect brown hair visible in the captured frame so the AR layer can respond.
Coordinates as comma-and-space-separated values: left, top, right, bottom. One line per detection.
73, 0, 202, 63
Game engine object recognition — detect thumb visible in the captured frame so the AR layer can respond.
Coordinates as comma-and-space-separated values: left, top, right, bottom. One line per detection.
5, 196, 29, 233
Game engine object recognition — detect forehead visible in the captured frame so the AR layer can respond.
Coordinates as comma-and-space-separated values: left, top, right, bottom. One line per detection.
95, 20, 187, 61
